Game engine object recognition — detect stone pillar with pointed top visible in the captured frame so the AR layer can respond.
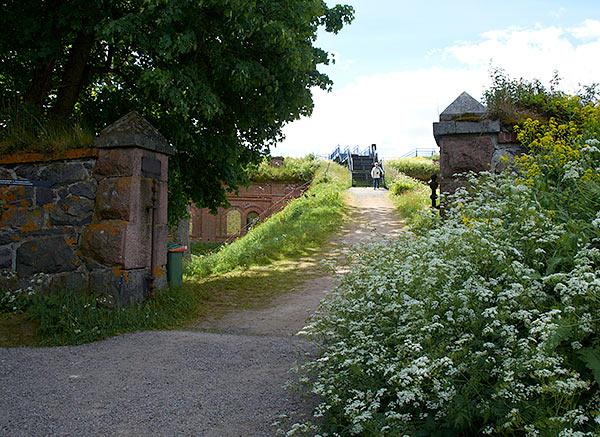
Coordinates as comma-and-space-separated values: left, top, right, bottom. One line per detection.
433, 92, 500, 194
82, 111, 175, 304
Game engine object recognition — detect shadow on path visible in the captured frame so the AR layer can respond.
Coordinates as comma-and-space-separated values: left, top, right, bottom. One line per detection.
0, 187, 406, 436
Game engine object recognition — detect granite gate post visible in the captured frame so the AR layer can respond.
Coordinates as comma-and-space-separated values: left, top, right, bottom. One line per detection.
432, 92, 526, 195
0, 111, 174, 305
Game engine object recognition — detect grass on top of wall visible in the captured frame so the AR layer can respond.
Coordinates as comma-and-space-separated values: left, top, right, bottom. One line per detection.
0, 104, 94, 155
385, 157, 439, 182
184, 161, 351, 278
246, 154, 321, 183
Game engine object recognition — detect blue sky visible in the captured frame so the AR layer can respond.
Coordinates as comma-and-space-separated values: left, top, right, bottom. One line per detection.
275, 0, 600, 158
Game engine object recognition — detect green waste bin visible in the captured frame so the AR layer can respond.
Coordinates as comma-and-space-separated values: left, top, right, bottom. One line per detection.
167, 244, 186, 286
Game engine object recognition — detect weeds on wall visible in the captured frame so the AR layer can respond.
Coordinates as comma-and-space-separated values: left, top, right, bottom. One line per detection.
0, 102, 94, 154
483, 67, 600, 134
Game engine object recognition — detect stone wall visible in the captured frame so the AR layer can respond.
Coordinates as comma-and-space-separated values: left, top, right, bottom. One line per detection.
433, 92, 526, 194
0, 112, 173, 304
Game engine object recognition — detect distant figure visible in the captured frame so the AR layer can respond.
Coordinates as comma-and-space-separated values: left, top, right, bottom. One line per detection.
371, 162, 383, 190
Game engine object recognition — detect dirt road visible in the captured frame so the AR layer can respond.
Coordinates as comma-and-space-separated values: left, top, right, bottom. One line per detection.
189, 187, 405, 337
0, 188, 405, 436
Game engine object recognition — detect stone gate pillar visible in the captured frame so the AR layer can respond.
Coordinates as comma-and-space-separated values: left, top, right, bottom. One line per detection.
82, 112, 174, 304
432, 92, 526, 196
433, 92, 500, 194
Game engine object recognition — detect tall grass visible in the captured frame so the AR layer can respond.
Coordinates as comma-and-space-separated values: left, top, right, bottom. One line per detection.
2, 285, 198, 346
385, 157, 439, 181
246, 154, 321, 183
388, 174, 431, 221
184, 161, 350, 277
0, 103, 94, 154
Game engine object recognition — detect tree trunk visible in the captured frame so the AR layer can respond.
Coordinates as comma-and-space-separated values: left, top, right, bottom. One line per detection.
53, 30, 95, 119
24, 58, 56, 110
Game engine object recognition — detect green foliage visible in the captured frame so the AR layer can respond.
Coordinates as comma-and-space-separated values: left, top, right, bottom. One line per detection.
291, 87, 600, 435
26, 285, 198, 346
190, 242, 223, 256
245, 154, 321, 183
0, 0, 354, 214
388, 174, 431, 221
483, 67, 600, 131
185, 161, 350, 277
385, 157, 439, 182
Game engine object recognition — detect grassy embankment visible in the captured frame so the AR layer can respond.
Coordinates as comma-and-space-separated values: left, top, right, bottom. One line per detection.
0, 159, 350, 346
385, 156, 439, 221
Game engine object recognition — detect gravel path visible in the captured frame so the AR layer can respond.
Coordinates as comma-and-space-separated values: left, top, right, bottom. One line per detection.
0, 188, 404, 436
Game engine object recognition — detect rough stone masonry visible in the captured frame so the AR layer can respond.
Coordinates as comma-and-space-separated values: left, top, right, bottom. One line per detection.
433, 91, 527, 195
0, 112, 173, 304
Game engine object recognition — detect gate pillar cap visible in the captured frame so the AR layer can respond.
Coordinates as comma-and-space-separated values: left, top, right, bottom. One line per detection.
440, 91, 487, 122
94, 111, 175, 156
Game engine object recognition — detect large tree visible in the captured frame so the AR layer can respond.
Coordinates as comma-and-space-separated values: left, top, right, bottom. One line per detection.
0, 0, 353, 217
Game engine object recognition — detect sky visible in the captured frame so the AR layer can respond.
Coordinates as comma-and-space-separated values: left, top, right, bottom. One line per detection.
273, 0, 600, 158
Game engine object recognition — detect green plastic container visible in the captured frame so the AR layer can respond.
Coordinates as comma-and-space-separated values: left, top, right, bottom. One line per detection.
167, 244, 186, 286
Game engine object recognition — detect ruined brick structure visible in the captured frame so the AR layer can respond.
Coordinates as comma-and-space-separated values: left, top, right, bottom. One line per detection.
190, 181, 306, 242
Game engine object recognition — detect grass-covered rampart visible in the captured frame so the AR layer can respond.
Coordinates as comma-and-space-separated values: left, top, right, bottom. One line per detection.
245, 154, 321, 183
184, 160, 350, 277
384, 156, 439, 182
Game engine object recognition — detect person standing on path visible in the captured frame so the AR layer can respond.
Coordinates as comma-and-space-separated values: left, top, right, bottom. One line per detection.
371, 162, 383, 190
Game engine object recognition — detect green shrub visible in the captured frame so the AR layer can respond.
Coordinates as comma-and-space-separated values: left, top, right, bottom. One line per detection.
246, 154, 321, 183
389, 174, 420, 196
385, 157, 439, 182
190, 242, 223, 256
291, 89, 600, 435
184, 161, 350, 277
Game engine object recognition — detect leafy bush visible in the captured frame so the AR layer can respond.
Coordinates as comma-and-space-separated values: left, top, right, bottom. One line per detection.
389, 174, 421, 196
385, 157, 439, 182
245, 154, 321, 183
292, 95, 600, 435
190, 242, 223, 256
184, 161, 350, 277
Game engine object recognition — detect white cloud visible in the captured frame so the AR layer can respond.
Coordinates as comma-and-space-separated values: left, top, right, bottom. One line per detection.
570, 19, 600, 40
444, 23, 600, 90
275, 21, 600, 158
550, 7, 566, 19
275, 68, 487, 158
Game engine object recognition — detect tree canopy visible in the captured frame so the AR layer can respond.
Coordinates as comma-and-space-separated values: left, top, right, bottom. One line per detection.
0, 0, 353, 219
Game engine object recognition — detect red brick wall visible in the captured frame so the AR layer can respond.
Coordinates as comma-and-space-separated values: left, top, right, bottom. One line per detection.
190, 182, 306, 242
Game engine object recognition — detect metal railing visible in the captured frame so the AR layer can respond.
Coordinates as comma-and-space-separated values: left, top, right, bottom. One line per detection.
400, 148, 438, 158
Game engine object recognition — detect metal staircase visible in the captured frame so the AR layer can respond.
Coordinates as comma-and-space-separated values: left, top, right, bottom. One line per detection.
329, 144, 385, 188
